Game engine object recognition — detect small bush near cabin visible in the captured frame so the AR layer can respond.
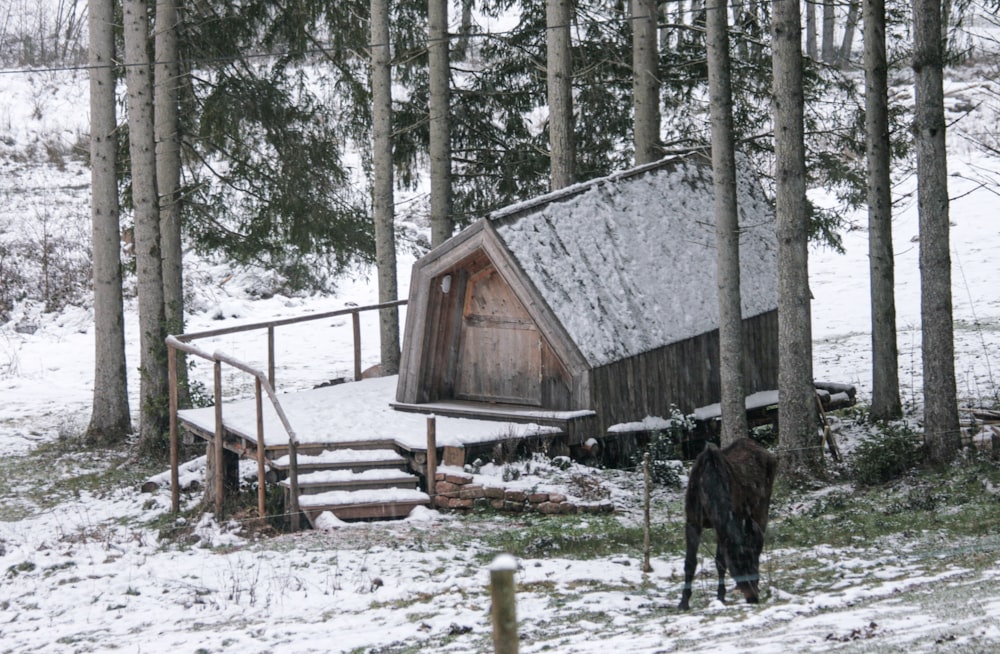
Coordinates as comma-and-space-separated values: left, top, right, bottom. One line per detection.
634, 406, 693, 488
851, 422, 924, 486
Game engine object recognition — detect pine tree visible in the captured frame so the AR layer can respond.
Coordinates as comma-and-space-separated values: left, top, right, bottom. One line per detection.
773, 0, 821, 476
86, 0, 131, 445
864, 0, 902, 421
912, 0, 960, 465
124, 0, 170, 456
706, 0, 748, 447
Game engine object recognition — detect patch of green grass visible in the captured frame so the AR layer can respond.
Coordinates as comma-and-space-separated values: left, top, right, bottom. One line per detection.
768, 455, 1000, 551
0, 435, 162, 522
473, 512, 684, 562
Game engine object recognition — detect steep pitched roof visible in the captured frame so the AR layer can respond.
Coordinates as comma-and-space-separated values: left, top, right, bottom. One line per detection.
488, 153, 777, 367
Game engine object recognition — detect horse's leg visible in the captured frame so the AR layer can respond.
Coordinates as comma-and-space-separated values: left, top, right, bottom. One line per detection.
715, 539, 727, 603
678, 523, 701, 610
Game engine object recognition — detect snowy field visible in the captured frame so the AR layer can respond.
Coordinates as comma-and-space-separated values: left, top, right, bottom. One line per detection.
2, 40, 1000, 654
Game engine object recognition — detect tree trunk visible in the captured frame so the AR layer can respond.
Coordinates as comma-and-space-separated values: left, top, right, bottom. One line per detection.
455, 0, 474, 61
822, 0, 836, 64
772, 0, 821, 476
632, 0, 661, 165
912, 0, 960, 465
371, 0, 401, 375
546, 0, 575, 190
838, 0, 861, 68
863, 0, 902, 421
706, 0, 747, 447
124, 0, 170, 457
428, 0, 453, 247
86, 0, 132, 446
155, 0, 188, 405
806, 0, 818, 60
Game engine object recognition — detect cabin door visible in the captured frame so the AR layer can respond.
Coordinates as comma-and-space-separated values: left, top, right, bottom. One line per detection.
455, 266, 542, 405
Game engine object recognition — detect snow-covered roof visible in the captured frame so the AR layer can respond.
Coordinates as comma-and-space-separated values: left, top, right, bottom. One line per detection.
489, 154, 777, 367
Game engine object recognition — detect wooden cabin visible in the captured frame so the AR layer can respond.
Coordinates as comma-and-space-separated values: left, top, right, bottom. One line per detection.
394, 152, 778, 446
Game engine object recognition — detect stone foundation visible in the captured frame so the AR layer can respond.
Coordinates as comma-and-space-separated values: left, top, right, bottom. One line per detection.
432, 470, 614, 514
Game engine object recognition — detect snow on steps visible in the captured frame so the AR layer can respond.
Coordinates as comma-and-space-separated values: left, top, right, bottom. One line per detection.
275, 446, 429, 525
297, 488, 430, 525
270, 448, 406, 472
280, 467, 420, 493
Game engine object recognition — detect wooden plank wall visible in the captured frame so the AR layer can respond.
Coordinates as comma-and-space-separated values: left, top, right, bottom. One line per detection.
587, 310, 778, 434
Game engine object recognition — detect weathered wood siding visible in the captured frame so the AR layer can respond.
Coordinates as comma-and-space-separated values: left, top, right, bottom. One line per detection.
413, 257, 574, 409
587, 310, 778, 434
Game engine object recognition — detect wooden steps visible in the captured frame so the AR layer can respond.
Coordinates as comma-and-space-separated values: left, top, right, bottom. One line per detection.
270, 448, 407, 472
281, 468, 421, 494
298, 488, 430, 524
275, 444, 429, 524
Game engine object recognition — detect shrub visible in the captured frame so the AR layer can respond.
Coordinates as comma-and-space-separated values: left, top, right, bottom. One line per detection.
634, 406, 693, 488
851, 422, 924, 486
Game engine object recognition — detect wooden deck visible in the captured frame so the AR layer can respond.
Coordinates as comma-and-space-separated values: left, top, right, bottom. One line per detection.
175, 375, 583, 524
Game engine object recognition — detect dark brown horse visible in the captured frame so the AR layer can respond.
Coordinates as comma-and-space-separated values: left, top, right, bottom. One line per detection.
678, 438, 777, 610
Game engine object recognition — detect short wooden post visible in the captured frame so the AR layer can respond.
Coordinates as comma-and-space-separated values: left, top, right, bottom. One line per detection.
255, 377, 266, 523
213, 360, 224, 518
168, 344, 179, 514
288, 436, 301, 531
267, 325, 276, 389
352, 311, 362, 380
426, 415, 437, 497
642, 452, 653, 573
489, 554, 519, 654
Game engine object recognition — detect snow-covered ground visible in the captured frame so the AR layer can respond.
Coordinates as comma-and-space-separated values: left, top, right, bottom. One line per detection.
2, 38, 1000, 654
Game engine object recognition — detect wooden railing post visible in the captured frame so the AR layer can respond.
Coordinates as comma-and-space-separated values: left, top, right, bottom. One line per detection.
352, 310, 362, 380
288, 436, 301, 531
489, 554, 519, 654
255, 377, 266, 524
426, 415, 437, 497
267, 325, 276, 389
168, 344, 179, 514
214, 359, 224, 518
642, 451, 653, 573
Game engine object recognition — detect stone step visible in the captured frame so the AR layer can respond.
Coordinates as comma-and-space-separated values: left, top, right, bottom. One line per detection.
280, 468, 419, 494
298, 488, 430, 523
269, 448, 406, 472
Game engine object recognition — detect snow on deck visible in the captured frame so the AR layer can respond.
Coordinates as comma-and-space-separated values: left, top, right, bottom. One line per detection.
177, 374, 562, 451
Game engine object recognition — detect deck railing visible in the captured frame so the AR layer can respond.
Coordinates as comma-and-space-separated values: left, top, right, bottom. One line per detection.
165, 299, 407, 530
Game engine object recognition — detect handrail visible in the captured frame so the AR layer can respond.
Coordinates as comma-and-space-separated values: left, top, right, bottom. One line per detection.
166, 299, 406, 531
173, 298, 407, 341
167, 335, 302, 530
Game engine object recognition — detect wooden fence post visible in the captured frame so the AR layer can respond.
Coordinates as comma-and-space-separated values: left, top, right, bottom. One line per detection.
213, 359, 224, 518
426, 415, 437, 497
352, 311, 362, 380
490, 554, 519, 654
643, 452, 653, 573
168, 344, 179, 514
255, 377, 266, 524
